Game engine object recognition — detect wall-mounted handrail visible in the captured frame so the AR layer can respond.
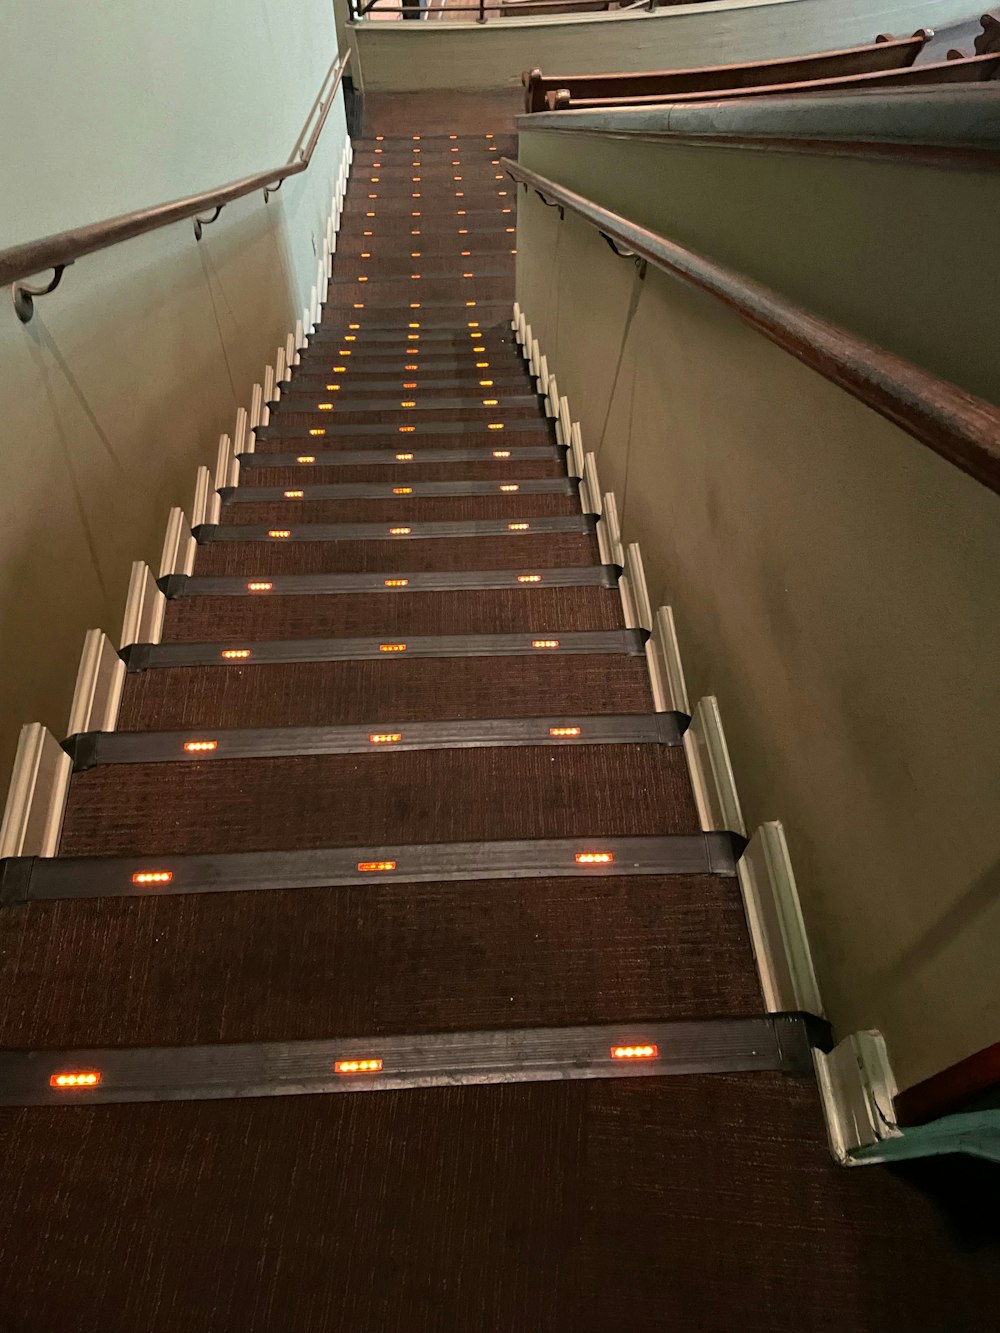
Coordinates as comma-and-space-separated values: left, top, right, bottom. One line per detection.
504, 157, 1000, 496
2, 51, 350, 321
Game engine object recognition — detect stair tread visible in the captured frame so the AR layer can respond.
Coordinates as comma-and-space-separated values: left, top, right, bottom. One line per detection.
160, 586, 623, 641
117, 656, 654, 730
0, 1077, 990, 1333
192, 532, 600, 574
58, 746, 699, 856
0, 874, 759, 1048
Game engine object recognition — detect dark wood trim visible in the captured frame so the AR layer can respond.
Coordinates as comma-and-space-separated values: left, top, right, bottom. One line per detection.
550, 51, 1000, 111
895, 1042, 1000, 1125
503, 158, 1000, 495
521, 31, 929, 113
0, 51, 349, 290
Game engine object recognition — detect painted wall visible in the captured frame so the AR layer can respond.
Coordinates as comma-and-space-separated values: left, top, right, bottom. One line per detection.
0, 0, 347, 785
519, 123, 1000, 408
515, 185, 1000, 1093
352, 0, 976, 90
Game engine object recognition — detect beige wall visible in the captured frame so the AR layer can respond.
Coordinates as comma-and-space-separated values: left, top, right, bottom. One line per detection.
519, 127, 1000, 409
0, 1, 348, 784
352, 0, 975, 90
516, 192, 1000, 1093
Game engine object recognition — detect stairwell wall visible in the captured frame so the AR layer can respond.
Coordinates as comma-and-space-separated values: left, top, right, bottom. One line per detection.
515, 187, 1000, 1095
0, 0, 348, 783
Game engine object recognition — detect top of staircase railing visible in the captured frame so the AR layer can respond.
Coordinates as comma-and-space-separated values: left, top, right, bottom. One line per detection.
1, 50, 350, 323
349, 0, 622, 20
503, 157, 1000, 497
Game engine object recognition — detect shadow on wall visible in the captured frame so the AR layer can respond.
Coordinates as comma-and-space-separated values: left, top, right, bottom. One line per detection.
0, 200, 303, 783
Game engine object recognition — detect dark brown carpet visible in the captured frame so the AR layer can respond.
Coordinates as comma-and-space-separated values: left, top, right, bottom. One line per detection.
59, 745, 699, 855
218, 494, 578, 526
193, 533, 599, 576
117, 655, 655, 730
0, 1076, 996, 1333
0, 874, 759, 1047
161, 587, 623, 641
241, 460, 562, 485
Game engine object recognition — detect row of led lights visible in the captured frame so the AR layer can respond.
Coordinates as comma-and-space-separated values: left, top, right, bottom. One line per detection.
273, 485, 519, 499
130, 851, 612, 889
241, 567, 532, 592
285, 450, 511, 465
216, 637, 557, 659
178, 725, 582, 757
262, 519, 526, 540
48, 1044, 657, 1091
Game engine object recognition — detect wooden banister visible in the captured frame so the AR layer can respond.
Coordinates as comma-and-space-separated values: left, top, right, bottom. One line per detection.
522, 31, 930, 113
503, 158, 1000, 496
1, 51, 350, 320
549, 49, 1000, 110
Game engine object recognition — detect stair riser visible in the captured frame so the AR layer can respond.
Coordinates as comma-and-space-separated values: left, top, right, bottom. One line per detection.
160, 587, 623, 642
116, 655, 653, 730
192, 533, 600, 576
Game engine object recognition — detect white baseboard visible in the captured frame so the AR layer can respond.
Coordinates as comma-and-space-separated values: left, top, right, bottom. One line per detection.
66, 630, 125, 738
620, 543, 653, 632
684, 695, 747, 836
646, 606, 690, 714
737, 821, 823, 1016
814, 1031, 901, 1165
159, 508, 196, 578
191, 466, 220, 528
120, 562, 165, 649
0, 724, 71, 858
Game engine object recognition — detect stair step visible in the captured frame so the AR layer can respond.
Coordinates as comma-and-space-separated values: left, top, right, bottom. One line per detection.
237, 458, 563, 484
254, 423, 552, 446
343, 195, 514, 217
329, 277, 512, 302
215, 495, 580, 526
0, 1015, 808, 1108
198, 514, 592, 546
0, 872, 759, 1049
164, 565, 611, 598
354, 134, 516, 152
67, 714, 684, 769
338, 233, 517, 256
340, 210, 513, 234
115, 654, 655, 730
121, 629, 645, 671
335, 257, 514, 280
307, 322, 517, 343
272, 404, 540, 426
157, 586, 623, 642
57, 745, 699, 856
274, 393, 538, 414
224, 479, 568, 500
192, 532, 599, 576
286, 373, 531, 393
4, 1070, 984, 1333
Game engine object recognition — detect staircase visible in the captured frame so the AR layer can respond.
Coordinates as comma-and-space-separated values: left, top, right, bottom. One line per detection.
0, 113, 996, 1332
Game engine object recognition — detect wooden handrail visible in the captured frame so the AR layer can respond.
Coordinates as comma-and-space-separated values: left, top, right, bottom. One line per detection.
503, 158, 1000, 495
1, 51, 349, 318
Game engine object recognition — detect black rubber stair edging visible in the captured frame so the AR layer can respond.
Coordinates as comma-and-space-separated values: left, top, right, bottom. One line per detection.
219, 479, 575, 502
193, 515, 593, 543
120, 630, 647, 671
63, 712, 688, 770
0, 1014, 825, 1107
159, 565, 617, 598
0, 833, 742, 905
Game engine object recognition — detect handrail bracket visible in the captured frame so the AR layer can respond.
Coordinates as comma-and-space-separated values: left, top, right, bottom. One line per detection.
193, 207, 224, 242
12, 262, 73, 325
